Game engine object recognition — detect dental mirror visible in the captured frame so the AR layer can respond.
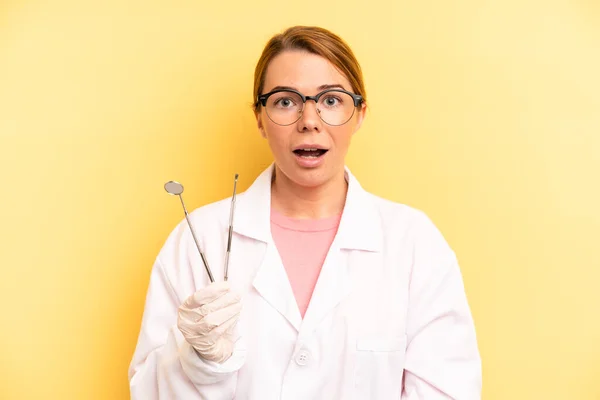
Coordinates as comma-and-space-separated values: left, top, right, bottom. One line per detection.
164, 181, 184, 196
164, 180, 215, 282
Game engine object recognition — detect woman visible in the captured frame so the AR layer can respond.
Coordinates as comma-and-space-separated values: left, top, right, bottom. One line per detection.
129, 26, 482, 399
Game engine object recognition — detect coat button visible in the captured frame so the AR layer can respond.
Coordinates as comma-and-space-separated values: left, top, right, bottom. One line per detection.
295, 349, 310, 366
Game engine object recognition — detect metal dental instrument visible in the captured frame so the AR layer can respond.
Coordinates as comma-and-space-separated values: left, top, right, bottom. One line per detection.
164, 180, 215, 283
224, 173, 239, 281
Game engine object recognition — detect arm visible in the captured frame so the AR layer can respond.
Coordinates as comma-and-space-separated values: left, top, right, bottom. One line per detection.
128, 256, 245, 400
402, 213, 482, 400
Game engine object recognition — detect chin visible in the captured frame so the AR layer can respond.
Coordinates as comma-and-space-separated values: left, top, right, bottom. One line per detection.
294, 174, 328, 188
279, 162, 334, 188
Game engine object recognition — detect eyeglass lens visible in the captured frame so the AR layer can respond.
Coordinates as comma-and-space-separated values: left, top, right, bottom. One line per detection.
264, 91, 356, 126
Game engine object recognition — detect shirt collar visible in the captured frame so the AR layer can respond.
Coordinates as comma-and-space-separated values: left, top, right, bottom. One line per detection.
234, 163, 383, 252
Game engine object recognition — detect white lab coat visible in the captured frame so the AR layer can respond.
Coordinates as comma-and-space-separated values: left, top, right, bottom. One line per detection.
128, 164, 482, 400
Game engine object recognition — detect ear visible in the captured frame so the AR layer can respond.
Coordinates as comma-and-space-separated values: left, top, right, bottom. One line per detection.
352, 102, 367, 134
255, 109, 267, 138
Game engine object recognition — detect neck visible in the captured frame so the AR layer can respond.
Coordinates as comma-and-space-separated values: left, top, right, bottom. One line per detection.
270, 166, 348, 220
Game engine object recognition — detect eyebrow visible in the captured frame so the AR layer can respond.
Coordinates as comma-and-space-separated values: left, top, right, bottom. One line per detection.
267, 84, 347, 93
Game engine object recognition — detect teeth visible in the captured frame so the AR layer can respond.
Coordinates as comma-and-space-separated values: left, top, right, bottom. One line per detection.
303, 148, 318, 151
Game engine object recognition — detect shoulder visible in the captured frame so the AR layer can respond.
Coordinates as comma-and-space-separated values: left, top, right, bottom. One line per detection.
366, 192, 436, 232
363, 193, 461, 290
366, 192, 455, 257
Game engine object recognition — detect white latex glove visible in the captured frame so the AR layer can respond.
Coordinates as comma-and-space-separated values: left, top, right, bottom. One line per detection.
177, 281, 242, 364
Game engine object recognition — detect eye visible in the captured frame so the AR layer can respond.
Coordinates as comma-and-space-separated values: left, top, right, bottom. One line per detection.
322, 95, 342, 107
273, 96, 297, 108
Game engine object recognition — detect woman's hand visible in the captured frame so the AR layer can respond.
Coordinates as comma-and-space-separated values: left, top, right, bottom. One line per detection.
177, 281, 242, 363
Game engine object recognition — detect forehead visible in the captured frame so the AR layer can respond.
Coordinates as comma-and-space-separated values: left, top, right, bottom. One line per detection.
263, 50, 352, 93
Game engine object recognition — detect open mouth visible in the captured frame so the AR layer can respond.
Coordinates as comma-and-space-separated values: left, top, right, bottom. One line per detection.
293, 148, 328, 158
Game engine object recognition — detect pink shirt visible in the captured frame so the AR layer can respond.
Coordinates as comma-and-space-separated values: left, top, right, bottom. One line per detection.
270, 209, 342, 318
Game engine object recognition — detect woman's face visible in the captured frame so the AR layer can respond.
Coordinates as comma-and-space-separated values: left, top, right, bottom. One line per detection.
256, 50, 366, 188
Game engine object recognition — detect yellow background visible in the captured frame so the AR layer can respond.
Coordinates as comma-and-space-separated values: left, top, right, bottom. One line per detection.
1, 0, 599, 398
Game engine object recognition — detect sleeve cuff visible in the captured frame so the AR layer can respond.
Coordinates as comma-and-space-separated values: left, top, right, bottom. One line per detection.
179, 337, 247, 385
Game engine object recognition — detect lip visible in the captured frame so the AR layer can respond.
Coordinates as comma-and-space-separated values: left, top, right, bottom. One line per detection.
292, 144, 329, 151
292, 146, 328, 168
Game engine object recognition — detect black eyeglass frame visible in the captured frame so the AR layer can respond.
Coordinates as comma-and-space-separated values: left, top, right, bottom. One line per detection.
256, 88, 364, 126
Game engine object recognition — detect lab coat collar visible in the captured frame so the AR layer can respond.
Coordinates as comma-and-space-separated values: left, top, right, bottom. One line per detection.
234, 163, 383, 253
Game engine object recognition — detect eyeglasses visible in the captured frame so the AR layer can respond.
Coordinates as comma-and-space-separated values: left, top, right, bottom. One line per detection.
256, 88, 363, 126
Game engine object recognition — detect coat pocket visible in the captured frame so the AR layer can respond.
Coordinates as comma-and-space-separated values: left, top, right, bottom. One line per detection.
354, 335, 407, 399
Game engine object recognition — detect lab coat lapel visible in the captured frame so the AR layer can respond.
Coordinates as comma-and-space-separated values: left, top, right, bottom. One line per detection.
252, 242, 302, 331
300, 167, 384, 335
233, 163, 302, 332
299, 244, 351, 336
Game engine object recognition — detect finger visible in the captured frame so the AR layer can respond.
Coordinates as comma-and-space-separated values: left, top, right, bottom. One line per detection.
179, 300, 239, 335
186, 314, 239, 345
178, 306, 202, 330
178, 298, 235, 324
196, 302, 242, 336
179, 290, 241, 322
211, 310, 240, 338
197, 291, 241, 318
193, 337, 235, 363
184, 317, 236, 350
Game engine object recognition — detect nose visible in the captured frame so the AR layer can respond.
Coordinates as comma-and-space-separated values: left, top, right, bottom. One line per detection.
297, 100, 322, 133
